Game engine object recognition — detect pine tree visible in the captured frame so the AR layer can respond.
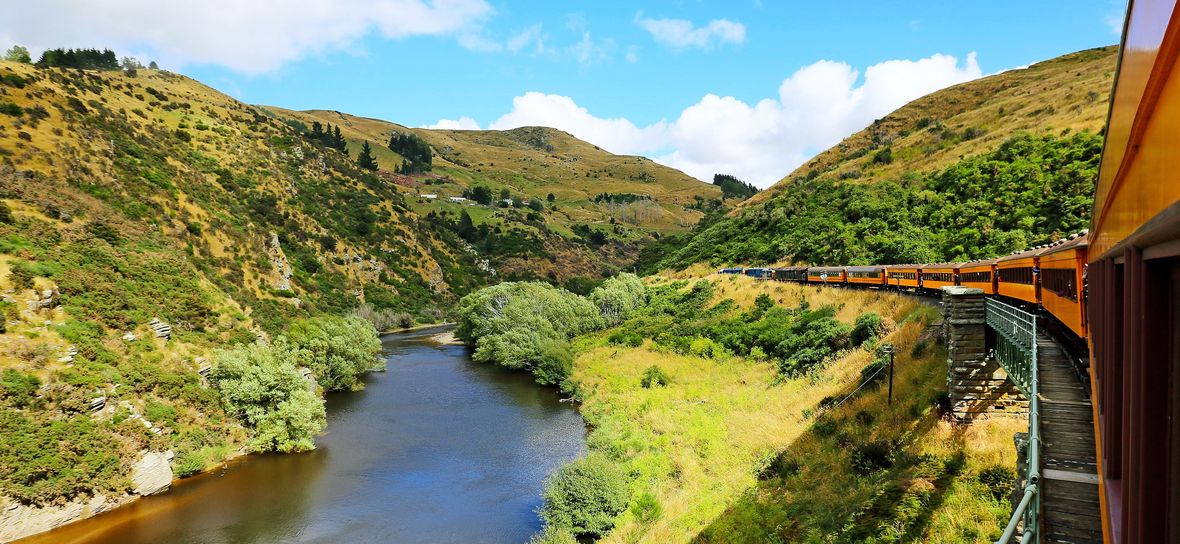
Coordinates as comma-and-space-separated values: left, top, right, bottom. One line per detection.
333, 126, 345, 151
457, 210, 476, 241
311, 121, 323, 142
357, 141, 378, 171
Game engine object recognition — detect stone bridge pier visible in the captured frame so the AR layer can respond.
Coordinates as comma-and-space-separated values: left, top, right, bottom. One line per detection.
941, 287, 1027, 420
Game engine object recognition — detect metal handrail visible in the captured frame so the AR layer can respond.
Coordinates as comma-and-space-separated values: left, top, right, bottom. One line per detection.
988, 299, 1040, 544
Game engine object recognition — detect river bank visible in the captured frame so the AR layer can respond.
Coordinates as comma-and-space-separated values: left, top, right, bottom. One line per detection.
14, 326, 585, 544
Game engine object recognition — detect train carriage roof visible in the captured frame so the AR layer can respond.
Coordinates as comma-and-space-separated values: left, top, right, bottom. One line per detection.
808, 266, 845, 273
958, 258, 998, 269
884, 263, 923, 270
846, 265, 884, 273
1038, 231, 1090, 257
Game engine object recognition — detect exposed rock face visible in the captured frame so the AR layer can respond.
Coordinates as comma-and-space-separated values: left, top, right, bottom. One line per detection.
130, 450, 175, 496
0, 494, 127, 542
267, 232, 293, 292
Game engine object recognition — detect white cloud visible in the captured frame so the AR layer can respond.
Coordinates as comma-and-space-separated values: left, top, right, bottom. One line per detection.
636, 15, 746, 49
507, 24, 544, 54
428, 53, 983, 187
625, 46, 640, 63
422, 116, 481, 130
0, 0, 492, 74
487, 92, 668, 154
1104, 11, 1125, 35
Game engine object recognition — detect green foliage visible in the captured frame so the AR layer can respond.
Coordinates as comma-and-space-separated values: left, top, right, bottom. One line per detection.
588, 273, 646, 326
4, 45, 31, 63
529, 526, 578, 544
388, 132, 432, 173
0, 408, 126, 504
0, 369, 41, 408
210, 342, 326, 453
647, 132, 1101, 270
35, 48, 119, 70
978, 465, 1017, 502
456, 281, 603, 384
713, 173, 759, 200
287, 315, 382, 391
540, 454, 631, 537
630, 490, 663, 523
850, 312, 884, 346
533, 337, 574, 387
640, 365, 669, 388
356, 141, 378, 171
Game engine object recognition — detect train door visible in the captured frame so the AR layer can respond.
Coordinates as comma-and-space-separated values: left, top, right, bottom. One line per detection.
1167, 261, 1180, 543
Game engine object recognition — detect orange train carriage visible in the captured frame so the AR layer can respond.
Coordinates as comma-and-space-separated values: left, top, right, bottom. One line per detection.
957, 259, 998, 295
1085, 0, 1180, 539
996, 247, 1041, 305
846, 265, 886, 287
920, 263, 960, 291
885, 264, 921, 289
1038, 234, 1089, 339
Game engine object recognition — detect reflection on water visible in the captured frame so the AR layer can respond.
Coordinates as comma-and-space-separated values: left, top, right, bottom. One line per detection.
20, 326, 586, 544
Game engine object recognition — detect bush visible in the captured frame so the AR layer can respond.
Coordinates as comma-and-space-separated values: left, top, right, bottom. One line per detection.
589, 273, 645, 325
0, 369, 41, 408
641, 365, 670, 388
287, 315, 383, 391
630, 491, 663, 523
210, 342, 326, 453
352, 303, 414, 330
457, 282, 603, 383
529, 526, 578, 544
540, 454, 631, 536
850, 440, 897, 474
608, 330, 643, 347
850, 312, 884, 346
0, 408, 125, 504
533, 338, 574, 387
978, 464, 1017, 501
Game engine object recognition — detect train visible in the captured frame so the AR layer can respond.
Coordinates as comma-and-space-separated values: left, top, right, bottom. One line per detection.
716, 230, 1091, 339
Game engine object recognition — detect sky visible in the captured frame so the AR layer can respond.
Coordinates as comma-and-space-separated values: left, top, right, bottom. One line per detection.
2, 1, 1125, 187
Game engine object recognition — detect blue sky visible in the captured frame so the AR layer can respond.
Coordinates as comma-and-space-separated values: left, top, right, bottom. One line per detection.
4, 1, 1124, 185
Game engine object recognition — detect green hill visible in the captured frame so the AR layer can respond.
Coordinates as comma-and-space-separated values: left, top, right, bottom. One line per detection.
266, 108, 723, 281
644, 46, 1116, 271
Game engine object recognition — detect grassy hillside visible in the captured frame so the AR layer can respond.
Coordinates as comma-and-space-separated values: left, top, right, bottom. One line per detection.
268, 108, 723, 281
530, 271, 1018, 542
0, 58, 500, 520
643, 47, 1114, 271
742, 46, 1116, 210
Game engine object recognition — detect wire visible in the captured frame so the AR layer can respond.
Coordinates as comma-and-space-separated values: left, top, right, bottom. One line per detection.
824, 362, 888, 413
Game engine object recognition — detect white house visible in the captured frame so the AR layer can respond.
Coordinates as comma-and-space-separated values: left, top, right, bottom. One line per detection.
448, 196, 467, 203
421, 193, 438, 200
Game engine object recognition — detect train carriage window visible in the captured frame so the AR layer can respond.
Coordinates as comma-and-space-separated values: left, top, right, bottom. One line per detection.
849, 270, 882, 279
925, 272, 954, 283
888, 271, 917, 280
998, 266, 1035, 285
1042, 268, 1078, 301
961, 271, 991, 283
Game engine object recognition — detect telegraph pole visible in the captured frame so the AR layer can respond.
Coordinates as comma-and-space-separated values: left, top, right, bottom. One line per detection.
883, 344, 895, 406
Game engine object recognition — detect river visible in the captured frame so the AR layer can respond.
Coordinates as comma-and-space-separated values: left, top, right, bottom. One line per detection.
19, 326, 586, 544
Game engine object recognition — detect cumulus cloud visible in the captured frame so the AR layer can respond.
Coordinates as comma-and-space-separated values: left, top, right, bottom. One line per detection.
486, 92, 668, 154
636, 15, 746, 49
422, 116, 481, 130
429, 53, 983, 187
0, 0, 492, 74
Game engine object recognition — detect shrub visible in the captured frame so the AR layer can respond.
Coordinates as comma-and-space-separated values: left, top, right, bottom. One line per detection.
529, 526, 577, 544
850, 440, 897, 474
850, 312, 884, 346
533, 338, 574, 387
0, 369, 41, 408
287, 315, 383, 391
630, 491, 663, 523
0, 408, 125, 504
978, 464, 1017, 501
540, 454, 631, 536
172, 449, 206, 477
911, 338, 931, 357
589, 273, 645, 325
607, 330, 643, 347
210, 342, 326, 453
641, 365, 670, 388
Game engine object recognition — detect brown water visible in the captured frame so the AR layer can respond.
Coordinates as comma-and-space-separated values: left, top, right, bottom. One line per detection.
19, 326, 586, 544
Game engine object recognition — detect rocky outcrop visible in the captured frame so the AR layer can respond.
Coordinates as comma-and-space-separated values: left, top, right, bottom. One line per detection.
130, 450, 175, 496
267, 232, 293, 292
0, 494, 128, 542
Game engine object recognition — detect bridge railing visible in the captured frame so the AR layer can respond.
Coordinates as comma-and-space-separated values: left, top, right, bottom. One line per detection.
986, 298, 1040, 544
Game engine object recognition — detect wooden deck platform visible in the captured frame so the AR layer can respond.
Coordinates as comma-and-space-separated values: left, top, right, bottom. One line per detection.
1037, 332, 1103, 544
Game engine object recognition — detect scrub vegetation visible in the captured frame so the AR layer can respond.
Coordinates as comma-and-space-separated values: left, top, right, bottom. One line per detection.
527, 273, 1020, 543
